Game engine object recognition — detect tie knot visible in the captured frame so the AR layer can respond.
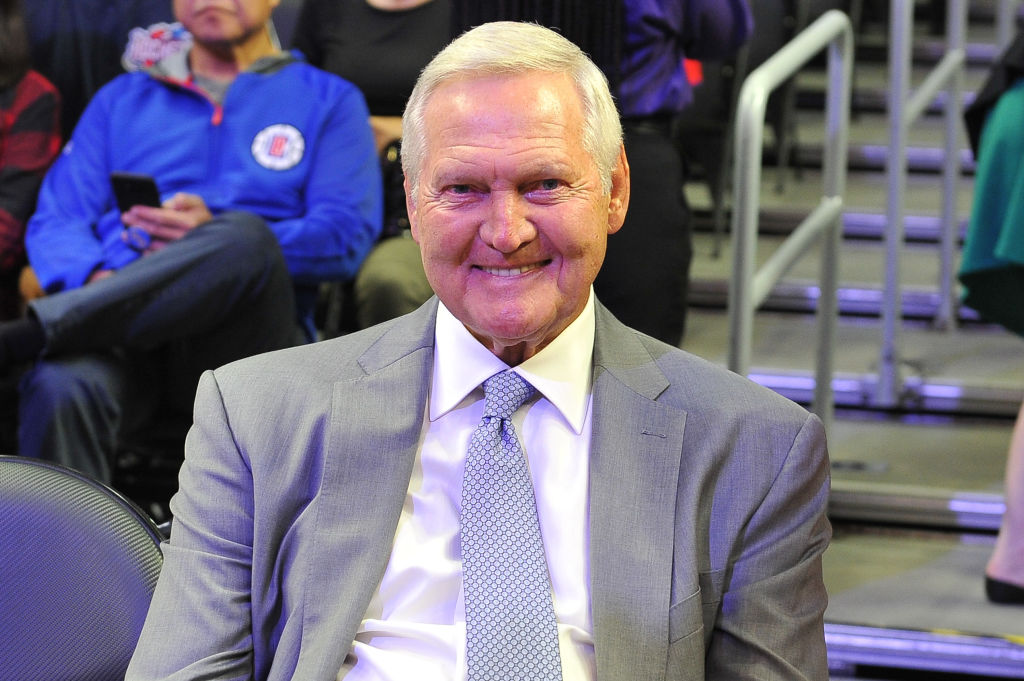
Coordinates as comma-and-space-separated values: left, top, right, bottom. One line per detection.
482, 370, 536, 420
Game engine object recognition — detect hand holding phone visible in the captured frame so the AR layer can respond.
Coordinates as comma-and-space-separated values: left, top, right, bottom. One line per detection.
111, 172, 161, 252
113, 181, 214, 253
110, 172, 161, 213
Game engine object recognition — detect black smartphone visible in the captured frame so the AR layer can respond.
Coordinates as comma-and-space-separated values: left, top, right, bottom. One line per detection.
110, 171, 161, 213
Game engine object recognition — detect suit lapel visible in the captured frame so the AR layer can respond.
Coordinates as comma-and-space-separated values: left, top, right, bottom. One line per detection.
297, 302, 439, 680
589, 306, 686, 681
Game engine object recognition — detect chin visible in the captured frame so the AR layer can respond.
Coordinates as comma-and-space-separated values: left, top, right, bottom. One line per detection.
480, 312, 557, 348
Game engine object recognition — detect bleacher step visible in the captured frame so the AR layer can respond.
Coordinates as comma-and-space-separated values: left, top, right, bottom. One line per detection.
680, 306, 1024, 416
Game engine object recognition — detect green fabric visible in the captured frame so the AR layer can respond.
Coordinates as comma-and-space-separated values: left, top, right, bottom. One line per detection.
959, 77, 1024, 337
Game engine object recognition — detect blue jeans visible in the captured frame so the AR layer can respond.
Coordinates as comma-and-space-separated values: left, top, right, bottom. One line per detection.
18, 212, 300, 482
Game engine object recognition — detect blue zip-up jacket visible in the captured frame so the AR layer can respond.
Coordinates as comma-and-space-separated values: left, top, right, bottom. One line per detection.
26, 49, 382, 337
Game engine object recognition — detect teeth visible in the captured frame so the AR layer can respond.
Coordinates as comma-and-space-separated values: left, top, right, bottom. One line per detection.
481, 264, 538, 277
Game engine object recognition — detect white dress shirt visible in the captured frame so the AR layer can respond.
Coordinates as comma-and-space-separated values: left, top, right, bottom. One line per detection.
337, 293, 597, 681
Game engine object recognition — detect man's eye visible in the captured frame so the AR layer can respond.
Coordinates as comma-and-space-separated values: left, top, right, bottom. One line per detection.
448, 184, 472, 195
538, 179, 561, 191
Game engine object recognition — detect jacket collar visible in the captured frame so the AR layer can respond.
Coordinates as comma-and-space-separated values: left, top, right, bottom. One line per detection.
144, 46, 298, 82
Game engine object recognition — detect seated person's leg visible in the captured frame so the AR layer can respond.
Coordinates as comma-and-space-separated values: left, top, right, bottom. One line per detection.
354, 236, 432, 329
14, 213, 301, 485
18, 352, 139, 484
28, 212, 298, 358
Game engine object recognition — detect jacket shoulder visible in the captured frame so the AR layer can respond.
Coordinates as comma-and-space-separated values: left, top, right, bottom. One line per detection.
214, 323, 393, 388
629, 330, 814, 428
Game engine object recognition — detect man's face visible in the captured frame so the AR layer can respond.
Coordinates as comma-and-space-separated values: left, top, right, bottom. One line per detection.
173, 0, 279, 47
408, 71, 629, 363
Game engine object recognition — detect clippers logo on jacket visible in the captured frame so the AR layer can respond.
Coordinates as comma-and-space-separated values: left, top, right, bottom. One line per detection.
251, 124, 305, 170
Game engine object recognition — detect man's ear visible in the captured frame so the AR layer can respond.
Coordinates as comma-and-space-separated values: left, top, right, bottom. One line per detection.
405, 176, 420, 243
607, 144, 630, 235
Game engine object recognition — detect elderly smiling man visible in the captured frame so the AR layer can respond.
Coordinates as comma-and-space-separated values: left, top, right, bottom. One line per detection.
127, 20, 831, 681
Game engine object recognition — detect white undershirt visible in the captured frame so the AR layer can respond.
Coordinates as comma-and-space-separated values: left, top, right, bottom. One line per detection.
337, 293, 597, 681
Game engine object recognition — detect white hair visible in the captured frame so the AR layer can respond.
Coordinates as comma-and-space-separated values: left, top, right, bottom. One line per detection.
401, 21, 622, 194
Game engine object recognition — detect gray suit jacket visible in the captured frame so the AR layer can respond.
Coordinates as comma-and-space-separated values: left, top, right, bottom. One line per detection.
127, 298, 831, 681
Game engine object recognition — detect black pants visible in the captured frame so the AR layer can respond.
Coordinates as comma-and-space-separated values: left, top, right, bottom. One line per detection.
595, 122, 691, 346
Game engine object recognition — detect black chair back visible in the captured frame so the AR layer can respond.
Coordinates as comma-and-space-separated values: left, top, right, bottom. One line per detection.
0, 456, 163, 681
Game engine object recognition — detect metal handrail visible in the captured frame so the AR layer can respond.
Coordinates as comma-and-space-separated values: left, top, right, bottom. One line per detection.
998, 0, 1021, 49
876, 0, 966, 408
728, 10, 853, 432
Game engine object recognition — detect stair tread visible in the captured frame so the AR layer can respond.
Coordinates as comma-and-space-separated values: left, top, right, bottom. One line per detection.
684, 167, 975, 222
680, 307, 1024, 390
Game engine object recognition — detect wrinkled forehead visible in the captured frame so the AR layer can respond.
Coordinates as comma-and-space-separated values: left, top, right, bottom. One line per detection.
425, 69, 585, 112
421, 71, 586, 145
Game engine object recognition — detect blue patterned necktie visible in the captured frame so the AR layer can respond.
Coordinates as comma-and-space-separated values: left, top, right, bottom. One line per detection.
460, 370, 563, 681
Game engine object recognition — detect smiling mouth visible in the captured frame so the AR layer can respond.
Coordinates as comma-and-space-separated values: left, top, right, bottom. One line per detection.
476, 262, 548, 277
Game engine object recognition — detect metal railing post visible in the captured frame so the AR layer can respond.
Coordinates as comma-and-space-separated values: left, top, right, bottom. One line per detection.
878, 0, 912, 408
728, 78, 765, 380
728, 10, 853, 432
937, 0, 967, 330
817, 16, 853, 429
878, 0, 966, 407
998, 0, 1021, 50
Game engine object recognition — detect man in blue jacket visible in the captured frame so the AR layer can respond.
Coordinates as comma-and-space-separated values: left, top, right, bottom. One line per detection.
1, 0, 382, 483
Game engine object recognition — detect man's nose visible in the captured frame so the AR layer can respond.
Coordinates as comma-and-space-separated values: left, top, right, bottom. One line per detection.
481, 191, 536, 252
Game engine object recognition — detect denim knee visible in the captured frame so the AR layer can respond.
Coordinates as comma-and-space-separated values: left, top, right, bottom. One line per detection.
18, 358, 125, 433
200, 212, 281, 266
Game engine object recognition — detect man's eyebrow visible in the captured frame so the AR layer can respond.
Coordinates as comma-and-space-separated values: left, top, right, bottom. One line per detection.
429, 158, 480, 181
431, 173, 476, 189
428, 156, 575, 185
513, 159, 574, 178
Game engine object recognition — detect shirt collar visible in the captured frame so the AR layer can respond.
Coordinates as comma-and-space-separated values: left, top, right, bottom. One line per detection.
430, 291, 596, 434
